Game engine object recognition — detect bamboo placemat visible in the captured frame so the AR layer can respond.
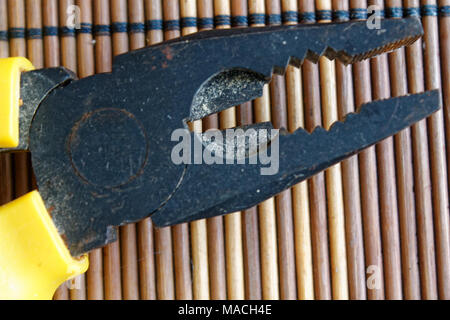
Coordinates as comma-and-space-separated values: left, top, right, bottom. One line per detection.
0, 0, 449, 300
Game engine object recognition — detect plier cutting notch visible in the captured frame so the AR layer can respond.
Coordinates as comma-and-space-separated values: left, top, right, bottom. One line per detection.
0, 16, 441, 299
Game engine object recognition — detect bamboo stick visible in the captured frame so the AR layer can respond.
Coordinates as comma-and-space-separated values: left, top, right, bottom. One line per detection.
214, 0, 245, 300
162, 0, 193, 300
316, 0, 349, 300
205, 216, 227, 300
180, 0, 210, 300
180, 0, 197, 36
0, 158, 13, 205
0, 0, 12, 209
43, 0, 59, 67
0, 152, 12, 203
26, 0, 43, 68
8, 0, 30, 203
385, 0, 421, 300
0, 0, 12, 232
231, 0, 263, 300
248, 0, 280, 300
144, 0, 176, 301
0, 0, 13, 209
438, 0, 450, 297
266, 0, 297, 300
223, 208, 245, 300
153, 215, 176, 298
76, 0, 95, 79
43, 0, 66, 299
198, 0, 228, 301
128, 0, 145, 50
0, 0, 8, 58
93, 0, 112, 73
44, 0, 89, 299
145, 0, 163, 45
137, 217, 157, 299
75, 0, 104, 301
404, 0, 438, 300
93, 0, 123, 300
8, 0, 26, 57
130, 0, 156, 301
46, 9, 64, 298
349, 0, 384, 300
331, 0, 365, 300
0, 0, 12, 213
155, 227, 175, 300
110, 0, 140, 300
190, 219, 210, 299
111, 0, 129, 55
59, 0, 76, 72
298, 0, 331, 300
368, 0, 403, 300
59, 0, 88, 300
281, 0, 314, 300
76, 0, 95, 77
77, 0, 103, 301
421, 0, 450, 299
439, 0, 450, 192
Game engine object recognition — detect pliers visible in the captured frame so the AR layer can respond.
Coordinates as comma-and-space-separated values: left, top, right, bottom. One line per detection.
0, 16, 440, 299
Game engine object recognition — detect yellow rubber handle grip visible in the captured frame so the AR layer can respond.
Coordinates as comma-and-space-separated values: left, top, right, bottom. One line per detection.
0, 191, 88, 300
0, 57, 35, 148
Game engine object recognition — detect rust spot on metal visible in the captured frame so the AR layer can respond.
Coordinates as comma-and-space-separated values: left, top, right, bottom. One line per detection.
47, 206, 55, 217
60, 233, 69, 247
161, 46, 173, 61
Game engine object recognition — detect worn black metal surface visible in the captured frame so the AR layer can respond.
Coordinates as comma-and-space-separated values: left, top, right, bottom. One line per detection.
0, 68, 75, 152
25, 17, 438, 255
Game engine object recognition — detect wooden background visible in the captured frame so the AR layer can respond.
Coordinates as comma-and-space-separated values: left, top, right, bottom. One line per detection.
0, 0, 449, 300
